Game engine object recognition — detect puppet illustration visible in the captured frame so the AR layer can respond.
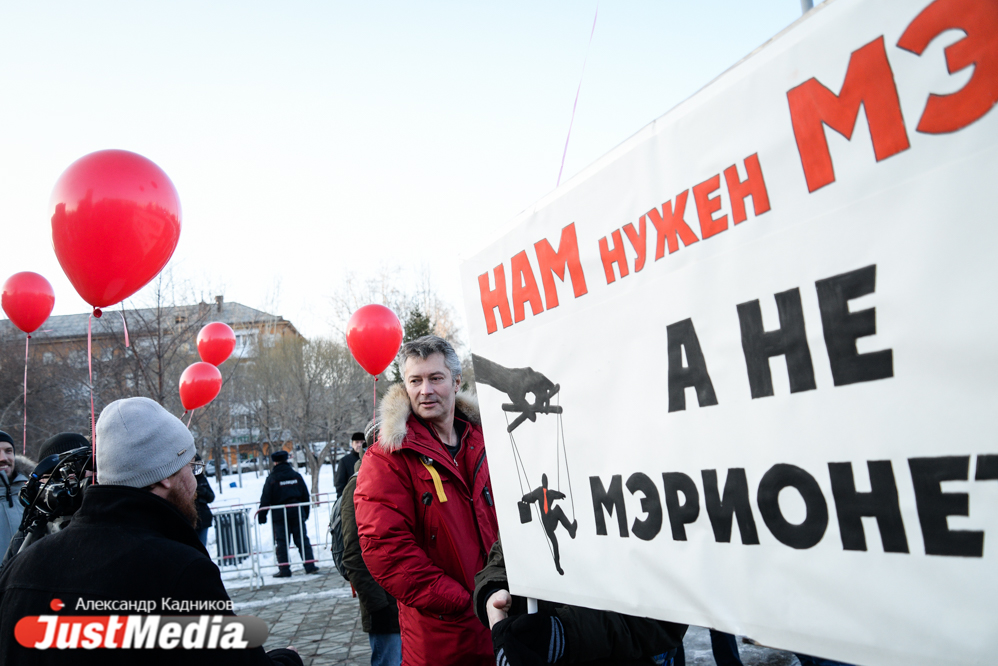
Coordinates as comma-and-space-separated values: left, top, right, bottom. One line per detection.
473, 354, 577, 574
520, 474, 578, 575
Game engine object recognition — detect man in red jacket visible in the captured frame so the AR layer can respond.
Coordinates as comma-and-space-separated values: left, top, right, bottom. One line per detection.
354, 335, 499, 666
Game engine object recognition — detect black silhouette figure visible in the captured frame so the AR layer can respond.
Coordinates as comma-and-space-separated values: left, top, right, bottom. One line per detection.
471, 354, 563, 432
521, 474, 578, 575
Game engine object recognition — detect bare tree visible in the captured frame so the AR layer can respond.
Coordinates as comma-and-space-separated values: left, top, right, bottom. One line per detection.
329, 266, 462, 348
242, 337, 373, 495
115, 273, 215, 411
0, 329, 91, 456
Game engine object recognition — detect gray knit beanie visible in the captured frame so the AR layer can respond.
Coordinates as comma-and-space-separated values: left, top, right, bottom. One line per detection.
96, 397, 195, 488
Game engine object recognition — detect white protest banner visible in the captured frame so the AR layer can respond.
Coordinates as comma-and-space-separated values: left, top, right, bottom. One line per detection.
459, 0, 998, 664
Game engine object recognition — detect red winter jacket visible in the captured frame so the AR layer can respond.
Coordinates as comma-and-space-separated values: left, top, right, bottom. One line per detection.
354, 384, 499, 666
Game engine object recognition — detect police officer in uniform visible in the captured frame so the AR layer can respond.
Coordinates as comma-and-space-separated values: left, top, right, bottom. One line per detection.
258, 450, 319, 577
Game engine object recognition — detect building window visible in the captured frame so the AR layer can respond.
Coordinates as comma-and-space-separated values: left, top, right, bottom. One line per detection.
234, 330, 258, 357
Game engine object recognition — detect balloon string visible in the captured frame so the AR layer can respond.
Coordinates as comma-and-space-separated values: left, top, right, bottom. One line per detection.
556, 3, 599, 188
119, 307, 130, 348
22, 335, 30, 455
88, 314, 97, 484
187, 410, 195, 428
372, 377, 378, 442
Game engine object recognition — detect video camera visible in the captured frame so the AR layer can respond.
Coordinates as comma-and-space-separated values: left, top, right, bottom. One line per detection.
19, 446, 93, 522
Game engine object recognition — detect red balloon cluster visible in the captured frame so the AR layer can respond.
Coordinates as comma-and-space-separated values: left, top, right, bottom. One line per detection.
197, 322, 236, 366
179, 362, 223, 411
179, 323, 235, 412
2, 273, 55, 334
50, 149, 181, 311
346, 304, 403, 376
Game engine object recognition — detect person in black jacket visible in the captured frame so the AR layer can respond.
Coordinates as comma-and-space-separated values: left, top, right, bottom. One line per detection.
333, 432, 363, 497
0, 396, 302, 665
195, 455, 215, 547
258, 450, 318, 577
474, 539, 686, 666
341, 424, 401, 666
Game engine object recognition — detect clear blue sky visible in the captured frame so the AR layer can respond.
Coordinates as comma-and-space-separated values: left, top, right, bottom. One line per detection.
0, 1, 813, 338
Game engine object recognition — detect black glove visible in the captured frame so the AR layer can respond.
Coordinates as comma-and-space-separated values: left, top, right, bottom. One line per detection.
493, 612, 566, 666
258, 512, 268, 525
369, 604, 400, 634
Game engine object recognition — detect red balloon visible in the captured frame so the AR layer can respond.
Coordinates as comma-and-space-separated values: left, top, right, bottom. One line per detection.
2, 272, 55, 334
197, 322, 237, 366
179, 362, 223, 411
50, 149, 182, 309
346, 304, 403, 376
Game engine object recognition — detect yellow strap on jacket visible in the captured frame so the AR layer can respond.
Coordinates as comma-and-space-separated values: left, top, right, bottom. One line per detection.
421, 460, 448, 503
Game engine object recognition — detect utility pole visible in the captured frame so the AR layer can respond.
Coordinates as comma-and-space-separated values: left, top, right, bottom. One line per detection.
236, 443, 243, 488
801, 0, 814, 12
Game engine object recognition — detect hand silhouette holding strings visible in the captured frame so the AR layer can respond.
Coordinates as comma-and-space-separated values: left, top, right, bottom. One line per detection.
471, 354, 562, 432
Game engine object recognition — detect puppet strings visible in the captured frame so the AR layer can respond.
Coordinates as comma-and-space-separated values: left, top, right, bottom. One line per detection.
505, 412, 555, 564
556, 394, 576, 521
504, 411, 530, 496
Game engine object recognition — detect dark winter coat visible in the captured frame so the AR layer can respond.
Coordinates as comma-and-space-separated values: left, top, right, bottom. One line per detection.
474, 539, 687, 665
258, 462, 310, 523
196, 473, 215, 529
334, 450, 360, 497
354, 384, 499, 666
340, 455, 399, 635
0, 456, 32, 557
0, 484, 302, 665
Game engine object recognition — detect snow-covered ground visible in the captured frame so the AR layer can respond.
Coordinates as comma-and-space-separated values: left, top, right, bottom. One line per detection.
204, 462, 340, 590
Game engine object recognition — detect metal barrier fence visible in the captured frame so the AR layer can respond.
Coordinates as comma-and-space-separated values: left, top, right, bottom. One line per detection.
211, 493, 337, 590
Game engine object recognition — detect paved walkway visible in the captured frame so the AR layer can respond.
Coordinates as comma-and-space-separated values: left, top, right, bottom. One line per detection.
229, 572, 804, 666
230, 571, 370, 666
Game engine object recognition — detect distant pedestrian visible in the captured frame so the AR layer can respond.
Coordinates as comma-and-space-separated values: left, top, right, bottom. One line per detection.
195, 455, 215, 547
334, 432, 364, 497
259, 450, 319, 577
341, 423, 401, 666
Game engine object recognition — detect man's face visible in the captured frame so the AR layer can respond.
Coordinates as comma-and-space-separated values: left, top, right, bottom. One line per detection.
167, 463, 199, 527
0, 442, 14, 477
404, 352, 460, 423
351, 439, 363, 454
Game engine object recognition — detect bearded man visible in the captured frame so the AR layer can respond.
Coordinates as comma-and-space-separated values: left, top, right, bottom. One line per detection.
0, 397, 301, 666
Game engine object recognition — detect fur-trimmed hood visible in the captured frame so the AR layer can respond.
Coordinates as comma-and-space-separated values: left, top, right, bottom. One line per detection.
14, 454, 35, 480
0, 455, 33, 500
377, 383, 480, 453
1, 455, 34, 485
